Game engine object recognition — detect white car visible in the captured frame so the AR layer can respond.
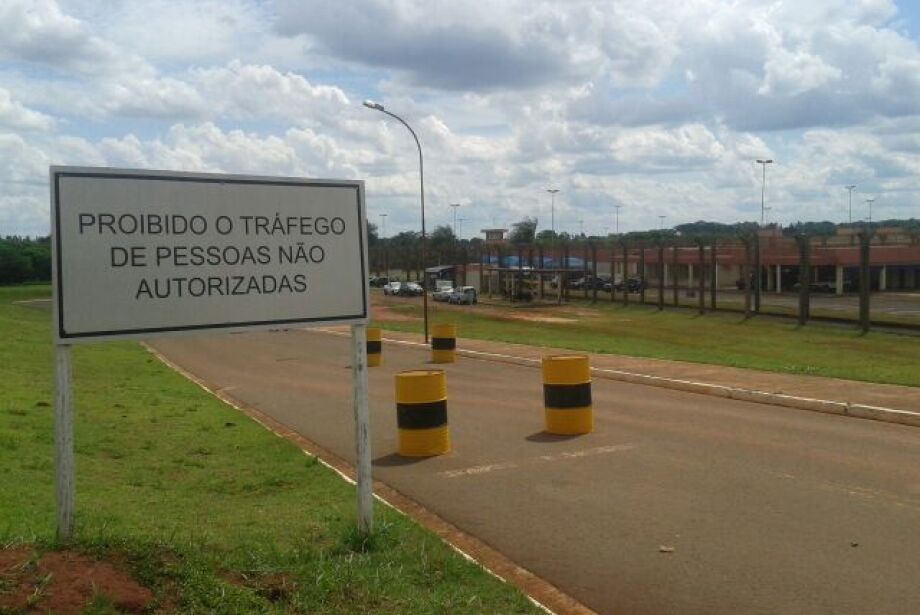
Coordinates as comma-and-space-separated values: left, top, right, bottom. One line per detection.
383, 281, 401, 295
432, 286, 454, 301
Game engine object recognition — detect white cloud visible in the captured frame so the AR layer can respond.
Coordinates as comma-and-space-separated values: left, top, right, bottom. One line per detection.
759, 48, 842, 96
0, 88, 54, 130
190, 61, 350, 123
2, 0, 920, 237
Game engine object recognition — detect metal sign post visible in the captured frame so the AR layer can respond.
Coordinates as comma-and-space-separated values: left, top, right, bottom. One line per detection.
54, 344, 75, 541
350, 324, 372, 533
50, 166, 373, 539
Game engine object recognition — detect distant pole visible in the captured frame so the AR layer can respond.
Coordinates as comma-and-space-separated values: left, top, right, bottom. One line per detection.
866, 198, 875, 224
547, 188, 560, 291
658, 215, 666, 230
450, 203, 461, 236
579, 219, 584, 236
615, 205, 623, 234
756, 159, 773, 227
379, 213, 388, 279
547, 189, 560, 235
845, 185, 856, 224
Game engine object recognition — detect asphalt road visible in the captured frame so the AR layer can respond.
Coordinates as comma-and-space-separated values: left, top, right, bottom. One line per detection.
151, 330, 920, 615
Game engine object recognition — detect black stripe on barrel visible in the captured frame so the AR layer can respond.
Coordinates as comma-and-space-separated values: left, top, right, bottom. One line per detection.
397, 400, 448, 429
367, 340, 382, 353
431, 337, 456, 350
543, 382, 592, 409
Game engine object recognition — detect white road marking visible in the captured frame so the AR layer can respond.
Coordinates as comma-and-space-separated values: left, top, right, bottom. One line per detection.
440, 444, 637, 479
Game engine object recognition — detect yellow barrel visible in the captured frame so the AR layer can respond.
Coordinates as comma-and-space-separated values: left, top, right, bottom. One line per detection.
395, 370, 450, 456
542, 355, 593, 435
367, 327, 382, 367
431, 323, 457, 363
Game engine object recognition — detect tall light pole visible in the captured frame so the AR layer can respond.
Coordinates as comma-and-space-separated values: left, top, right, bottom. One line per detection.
449, 203, 461, 236
845, 185, 856, 223
614, 204, 623, 234
756, 159, 773, 226
457, 217, 465, 239
364, 99, 430, 343
546, 189, 560, 235
379, 212, 388, 279
658, 215, 666, 230
866, 198, 875, 224
579, 219, 584, 236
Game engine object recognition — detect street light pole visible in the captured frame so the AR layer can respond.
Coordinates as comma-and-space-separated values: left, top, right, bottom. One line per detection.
546, 189, 559, 235
658, 215, 666, 230
866, 198, 875, 224
615, 204, 623, 234
845, 185, 856, 224
450, 203, 461, 236
364, 100, 430, 343
379, 212, 388, 279
756, 159, 773, 227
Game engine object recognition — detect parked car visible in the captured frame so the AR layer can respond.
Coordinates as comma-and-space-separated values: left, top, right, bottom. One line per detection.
448, 286, 478, 305
432, 286, 454, 302
382, 281, 401, 295
399, 282, 424, 296
611, 277, 645, 293
369, 276, 390, 288
567, 276, 588, 290
567, 275, 608, 290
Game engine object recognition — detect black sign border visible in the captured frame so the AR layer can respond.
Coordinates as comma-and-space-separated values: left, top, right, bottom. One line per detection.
53, 170, 368, 341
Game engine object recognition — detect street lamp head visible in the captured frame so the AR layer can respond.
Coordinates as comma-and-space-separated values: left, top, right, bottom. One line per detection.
546, 188, 560, 194
363, 100, 384, 111
756, 159, 773, 164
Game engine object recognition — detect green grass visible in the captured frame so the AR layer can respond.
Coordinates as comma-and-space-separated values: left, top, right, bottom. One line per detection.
0, 285, 540, 614
374, 294, 920, 387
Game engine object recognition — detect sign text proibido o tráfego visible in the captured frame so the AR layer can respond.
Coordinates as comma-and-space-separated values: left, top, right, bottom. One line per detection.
51, 167, 368, 341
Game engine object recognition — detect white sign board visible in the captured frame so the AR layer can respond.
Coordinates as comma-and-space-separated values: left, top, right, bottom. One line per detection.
51, 167, 368, 342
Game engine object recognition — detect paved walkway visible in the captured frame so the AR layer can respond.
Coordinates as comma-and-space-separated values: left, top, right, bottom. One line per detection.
363, 328, 920, 414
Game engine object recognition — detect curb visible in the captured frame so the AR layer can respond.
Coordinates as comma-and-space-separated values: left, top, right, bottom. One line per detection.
142, 342, 598, 615
315, 329, 920, 430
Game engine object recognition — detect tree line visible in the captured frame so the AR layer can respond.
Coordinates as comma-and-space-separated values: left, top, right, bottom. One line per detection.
0, 236, 52, 285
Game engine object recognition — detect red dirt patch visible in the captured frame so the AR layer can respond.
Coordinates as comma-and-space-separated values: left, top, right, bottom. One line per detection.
371, 305, 419, 322
0, 547, 153, 614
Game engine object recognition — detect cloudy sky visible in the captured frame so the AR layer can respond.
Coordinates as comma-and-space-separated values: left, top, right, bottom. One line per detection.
2, 0, 920, 238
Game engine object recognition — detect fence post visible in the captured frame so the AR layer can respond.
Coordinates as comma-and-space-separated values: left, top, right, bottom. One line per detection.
538, 244, 545, 299
797, 235, 811, 325
743, 236, 752, 318
754, 233, 762, 313
710, 239, 718, 310
622, 241, 629, 307
591, 242, 598, 303
859, 231, 871, 332
657, 243, 665, 311
562, 243, 570, 303
639, 246, 646, 304
610, 240, 616, 303
672, 243, 679, 307
698, 240, 706, 315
